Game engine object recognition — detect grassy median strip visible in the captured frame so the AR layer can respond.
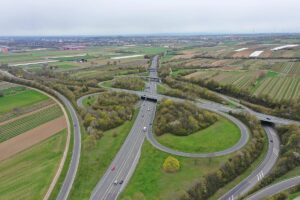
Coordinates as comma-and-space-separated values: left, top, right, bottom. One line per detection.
68, 108, 139, 200
0, 129, 67, 200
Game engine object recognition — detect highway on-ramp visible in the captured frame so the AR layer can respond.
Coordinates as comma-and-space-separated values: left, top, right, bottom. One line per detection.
247, 176, 300, 199
220, 126, 280, 200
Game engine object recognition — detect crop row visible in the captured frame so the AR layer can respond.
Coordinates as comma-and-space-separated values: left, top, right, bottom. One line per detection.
0, 105, 63, 142
253, 77, 300, 101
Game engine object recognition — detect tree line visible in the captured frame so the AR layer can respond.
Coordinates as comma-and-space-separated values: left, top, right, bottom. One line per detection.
161, 77, 225, 104
180, 112, 266, 200
112, 77, 145, 91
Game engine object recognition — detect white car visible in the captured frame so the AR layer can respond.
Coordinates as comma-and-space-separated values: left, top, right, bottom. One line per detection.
114, 180, 118, 185
147, 107, 150, 111
143, 126, 147, 132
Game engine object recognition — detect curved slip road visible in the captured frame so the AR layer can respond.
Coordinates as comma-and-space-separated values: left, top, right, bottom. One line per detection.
247, 176, 300, 199
220, 126, 280, 200
0, 70, 81, 200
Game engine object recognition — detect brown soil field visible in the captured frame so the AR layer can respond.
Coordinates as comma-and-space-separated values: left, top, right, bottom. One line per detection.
0, 116, 67, 162
172, 50, 198, 60
260, 50, 273, 57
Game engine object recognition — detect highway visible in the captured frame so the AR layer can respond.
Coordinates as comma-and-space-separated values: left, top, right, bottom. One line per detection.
89, 56, 159, 200
0, 70, 81, 200
2, 53, 299, 200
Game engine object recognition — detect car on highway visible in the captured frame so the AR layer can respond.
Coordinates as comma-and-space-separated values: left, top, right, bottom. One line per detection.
147, 107, 150, 111
111, 166, 115, 171
119, 180, 124, 185
143, 126, 147, 132
114, 180, 118, 185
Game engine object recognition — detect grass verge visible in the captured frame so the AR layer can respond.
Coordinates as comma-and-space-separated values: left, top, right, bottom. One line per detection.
155, 117, 240, 153
120, 141, 232, 200
0, 129, 67, 200
68, 108, 139, 200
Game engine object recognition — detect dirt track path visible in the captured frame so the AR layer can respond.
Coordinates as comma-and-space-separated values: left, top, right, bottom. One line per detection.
0, 116, 67, 162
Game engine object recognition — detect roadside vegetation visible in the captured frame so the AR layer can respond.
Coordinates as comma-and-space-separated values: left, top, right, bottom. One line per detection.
111, 77, 145, 91
159, 77, 225, 104
248, 125, 300, 196
154, 99, 218, 136
0, 129, 67, 200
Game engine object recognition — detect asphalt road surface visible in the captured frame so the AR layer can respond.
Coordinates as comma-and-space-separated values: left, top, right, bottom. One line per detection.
247, 176, 300, 199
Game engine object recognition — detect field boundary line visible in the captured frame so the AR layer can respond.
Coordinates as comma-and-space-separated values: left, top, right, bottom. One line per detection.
14, 86, 71, 200
0, 103, 56, 126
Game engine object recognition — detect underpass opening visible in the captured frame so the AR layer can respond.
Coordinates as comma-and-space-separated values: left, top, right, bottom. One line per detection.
141, 95, 158, 103
260, 120, 275, 127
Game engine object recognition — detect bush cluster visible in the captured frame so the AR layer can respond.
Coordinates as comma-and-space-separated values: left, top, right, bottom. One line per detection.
155, 99, 218, 136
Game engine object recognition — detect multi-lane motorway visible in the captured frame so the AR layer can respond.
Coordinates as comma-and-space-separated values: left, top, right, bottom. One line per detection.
89, 56, 159, 200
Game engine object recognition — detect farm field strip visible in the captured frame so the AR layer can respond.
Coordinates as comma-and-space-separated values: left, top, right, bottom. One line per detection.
283, 78, 299, 100
253, 77, 300, 101
273, 78, 290, 101
0, 88, 49, 114
268, 78, 286, 99
0, 105, 62, 142
294, 80, 300, 99
0, 99, 54, 123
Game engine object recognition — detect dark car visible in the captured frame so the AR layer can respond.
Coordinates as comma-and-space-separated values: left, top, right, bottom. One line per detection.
119, 180, 124, 185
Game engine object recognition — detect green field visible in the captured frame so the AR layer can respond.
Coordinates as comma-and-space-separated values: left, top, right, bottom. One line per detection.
0, 88, 49, 114
120, 141, 231, 200
0, 129, 66, 200
69, 109, 139, 200
155, 117, 240, 153
253, 77, 300, 101
0, 105, 63, 142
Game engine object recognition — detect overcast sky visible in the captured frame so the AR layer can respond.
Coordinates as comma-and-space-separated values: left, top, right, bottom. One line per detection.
1, 0, 300, 36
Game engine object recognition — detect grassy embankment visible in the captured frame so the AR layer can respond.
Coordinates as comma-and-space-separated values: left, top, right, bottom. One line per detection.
155, 117, 240, 153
